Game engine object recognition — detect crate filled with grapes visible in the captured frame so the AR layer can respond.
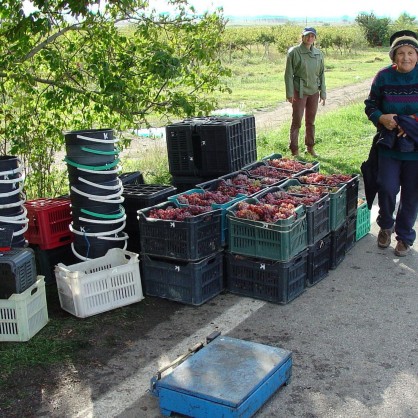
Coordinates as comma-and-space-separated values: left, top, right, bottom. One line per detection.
243, 161, 295, 185
261, 153, 320, 173
255, 185, 330, 245
137, 202, 222, 261
226, 197, 307, 262
286, 177, 347, 231
296, 171, 359, 218
218, 171, 278, 194
225, 248, 307, 304
167, 188, 246, 245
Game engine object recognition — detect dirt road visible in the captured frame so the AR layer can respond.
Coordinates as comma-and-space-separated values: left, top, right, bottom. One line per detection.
254, 78, 372, 132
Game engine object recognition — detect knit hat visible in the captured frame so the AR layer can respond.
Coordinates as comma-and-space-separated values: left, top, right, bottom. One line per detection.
389, 30, 418, 60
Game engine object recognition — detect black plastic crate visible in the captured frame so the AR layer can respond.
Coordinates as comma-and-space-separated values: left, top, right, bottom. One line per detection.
195, 119, 244, 176
31, 243, 78, 284
244, 162, 294, 184
225, 249, 307, 304
343, 175, 360, 217
0, 248, 37, 298
261, 153, 320, 173
119, 171, 144, 185
122, 184, 177, 211
345, 213, 357, 253
307, 234, 331, 287
138, 202, 222, 261
216, 115, 257, 168
171, 175, 215, 194
330, 222, 347, 270
140, 251, 223, 306
166, 122, 199, 176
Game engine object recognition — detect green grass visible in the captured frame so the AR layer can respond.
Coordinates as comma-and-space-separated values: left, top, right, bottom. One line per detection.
213, 48, 388, 112
256, 102, 376, 175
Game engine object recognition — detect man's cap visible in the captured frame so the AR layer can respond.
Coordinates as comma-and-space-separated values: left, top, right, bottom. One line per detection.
302, 27, 317, 37
389, 30, 418, 60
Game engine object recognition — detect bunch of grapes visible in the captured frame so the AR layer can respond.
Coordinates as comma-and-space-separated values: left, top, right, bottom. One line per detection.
286, 184, 330, 195
224, 174, 269, 195
259, 191, 321, 207
266, 158, 314, 172
248, 165, 292, 179
148, 205, 211, 220
298, 173, 352, 186
177, 191, 233, 206
233, 201, 297, 223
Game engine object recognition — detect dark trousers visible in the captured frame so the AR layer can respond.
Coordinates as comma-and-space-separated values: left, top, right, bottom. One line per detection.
289, 91, 319, 152
377, 152, 418, 245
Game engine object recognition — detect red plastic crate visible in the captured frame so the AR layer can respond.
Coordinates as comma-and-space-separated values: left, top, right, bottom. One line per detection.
24, 198, 73, 250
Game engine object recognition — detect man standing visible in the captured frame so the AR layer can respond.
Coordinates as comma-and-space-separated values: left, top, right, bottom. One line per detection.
284, 27, 326, 157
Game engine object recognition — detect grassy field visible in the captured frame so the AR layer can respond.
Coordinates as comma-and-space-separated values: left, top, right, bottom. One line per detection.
121, 47, 387, 182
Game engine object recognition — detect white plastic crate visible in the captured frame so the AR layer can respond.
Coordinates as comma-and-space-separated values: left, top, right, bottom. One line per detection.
0, 276, 48, 342
55, 248, 144, 318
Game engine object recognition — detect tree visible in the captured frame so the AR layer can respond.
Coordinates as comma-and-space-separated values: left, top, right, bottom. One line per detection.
390, 13, 418, 37
355, 12, 391, 47
0, 0, 230, 197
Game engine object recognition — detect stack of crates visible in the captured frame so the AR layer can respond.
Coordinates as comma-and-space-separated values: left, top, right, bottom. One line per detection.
138, 201, 224, 306
278, 179, 331, 286
24, 197, 77, 283
295, 170, 359, 270
224, 195, 308, 304
0, 248, 48, 341
121, 184, 177, 253
166, 116, 257, 192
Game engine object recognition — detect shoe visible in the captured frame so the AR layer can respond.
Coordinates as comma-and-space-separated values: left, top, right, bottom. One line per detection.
306, 148, 318, 157
291, 150, 299, 157
377, 228, 392, 248
394, 240, 410, 257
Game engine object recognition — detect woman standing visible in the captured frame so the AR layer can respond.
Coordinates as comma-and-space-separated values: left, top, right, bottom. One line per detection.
284, 27, 326, 157
364, 30, 418, 256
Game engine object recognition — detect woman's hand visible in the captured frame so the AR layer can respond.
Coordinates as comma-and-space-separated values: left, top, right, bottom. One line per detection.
379, 114, 398, 130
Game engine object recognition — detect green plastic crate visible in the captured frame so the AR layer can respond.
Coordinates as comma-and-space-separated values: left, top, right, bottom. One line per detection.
226, 200, 307, 262
356, 198, 371, 241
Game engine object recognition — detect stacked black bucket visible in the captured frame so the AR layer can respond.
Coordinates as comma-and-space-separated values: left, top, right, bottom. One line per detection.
64, 129, 128, 260
0, 155, 29, 248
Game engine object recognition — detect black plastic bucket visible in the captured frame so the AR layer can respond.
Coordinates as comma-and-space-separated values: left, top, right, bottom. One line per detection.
66, 161, 120, 185
69, 178, 123, 210
0, 205, 25, 218
0, 191, 25, 207
0, 156, 24, 193
0, 221, 28, 248
72, 215, 125, 234
64, 152, 117, 167
71, 204, 125, 221
64, 128, 116, 148
72, 231, 127, 259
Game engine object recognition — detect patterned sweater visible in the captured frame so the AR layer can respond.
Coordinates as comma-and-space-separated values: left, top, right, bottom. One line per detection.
365, 64, 418, 160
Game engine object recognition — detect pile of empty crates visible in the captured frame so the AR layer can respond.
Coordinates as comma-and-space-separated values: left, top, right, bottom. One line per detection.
166, 115, 257, 192
0, 248, 48, 342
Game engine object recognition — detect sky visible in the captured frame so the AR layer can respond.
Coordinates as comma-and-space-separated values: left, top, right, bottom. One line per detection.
152, 0, 418, 20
